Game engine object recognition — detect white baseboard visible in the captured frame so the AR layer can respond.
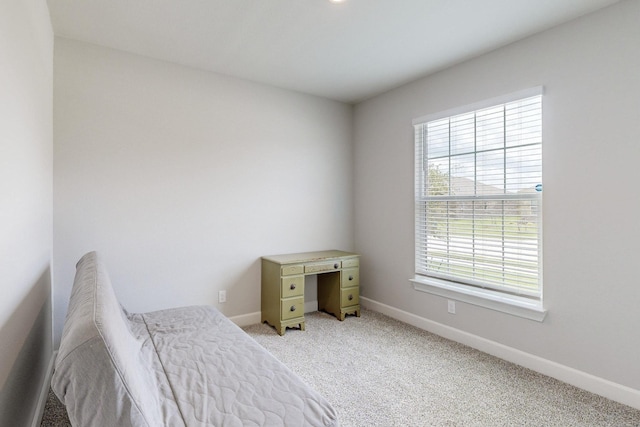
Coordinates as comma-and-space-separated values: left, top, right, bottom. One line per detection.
32, 350, 57, 427
360, 296, 640, 410
229, 311, 261, 328
304, 301, 318, 314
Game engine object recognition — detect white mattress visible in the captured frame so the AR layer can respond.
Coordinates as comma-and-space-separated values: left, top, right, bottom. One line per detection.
139, 306, 339, 426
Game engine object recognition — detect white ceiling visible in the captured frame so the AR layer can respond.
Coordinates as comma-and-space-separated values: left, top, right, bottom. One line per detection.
47, 0, 621, 103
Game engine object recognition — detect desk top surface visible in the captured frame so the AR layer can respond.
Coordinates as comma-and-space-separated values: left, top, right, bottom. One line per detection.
262, 250, 358, 265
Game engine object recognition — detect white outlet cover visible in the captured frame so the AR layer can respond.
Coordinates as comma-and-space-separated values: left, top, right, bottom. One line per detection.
447, 300, 456, 314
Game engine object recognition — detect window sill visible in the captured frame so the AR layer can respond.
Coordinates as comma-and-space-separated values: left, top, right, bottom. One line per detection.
410, 276, 547, 322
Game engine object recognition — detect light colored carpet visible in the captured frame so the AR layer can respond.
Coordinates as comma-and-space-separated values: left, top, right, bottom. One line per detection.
243, 309, 640, 427
40, 388, 71, 426
42, 308, 640, 426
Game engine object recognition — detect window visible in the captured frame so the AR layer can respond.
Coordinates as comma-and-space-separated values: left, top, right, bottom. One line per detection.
412, 88, 544, 319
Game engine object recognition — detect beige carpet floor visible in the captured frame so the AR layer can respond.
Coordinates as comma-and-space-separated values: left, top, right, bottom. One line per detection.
42, 308, 640, 426
243, 309, 640, 427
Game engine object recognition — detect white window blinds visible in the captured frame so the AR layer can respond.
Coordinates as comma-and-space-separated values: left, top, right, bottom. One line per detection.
414, 89, 542, 299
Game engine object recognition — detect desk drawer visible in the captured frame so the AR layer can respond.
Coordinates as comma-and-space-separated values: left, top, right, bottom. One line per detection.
305, 261, 341, 274
281, 298, 304, 320
341, 268, 359, 287
342, 258, 359, 268
281, 276, 304, 298
341, 287, 359, 307
281, 265, 304, 276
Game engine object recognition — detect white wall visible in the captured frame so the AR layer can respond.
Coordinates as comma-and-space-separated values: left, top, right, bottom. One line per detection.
0, 0, 53, 424
53, 38, 354, 343
354, 0, 640, 397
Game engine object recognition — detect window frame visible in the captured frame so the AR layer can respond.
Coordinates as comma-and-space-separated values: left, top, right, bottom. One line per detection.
411, 87, 546, 321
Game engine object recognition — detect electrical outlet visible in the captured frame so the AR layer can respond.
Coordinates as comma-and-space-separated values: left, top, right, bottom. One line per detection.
447, 300, 456, 314
218, 290, 227, 303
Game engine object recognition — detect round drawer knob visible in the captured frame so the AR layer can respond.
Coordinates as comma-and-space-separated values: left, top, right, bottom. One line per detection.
348, 294, 353, 301
348, 275, 353, 281
290, 305, 296, 312
334, 263, 339, 269
290, 284, 296, 290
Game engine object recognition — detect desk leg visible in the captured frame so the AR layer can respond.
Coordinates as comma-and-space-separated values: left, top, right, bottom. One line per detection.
276, 321, 305, 336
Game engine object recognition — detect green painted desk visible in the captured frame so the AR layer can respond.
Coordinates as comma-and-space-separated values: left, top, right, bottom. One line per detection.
261, 250, 360, 335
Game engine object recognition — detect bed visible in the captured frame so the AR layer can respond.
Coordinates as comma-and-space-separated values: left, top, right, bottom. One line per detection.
51, 251, 339, 426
